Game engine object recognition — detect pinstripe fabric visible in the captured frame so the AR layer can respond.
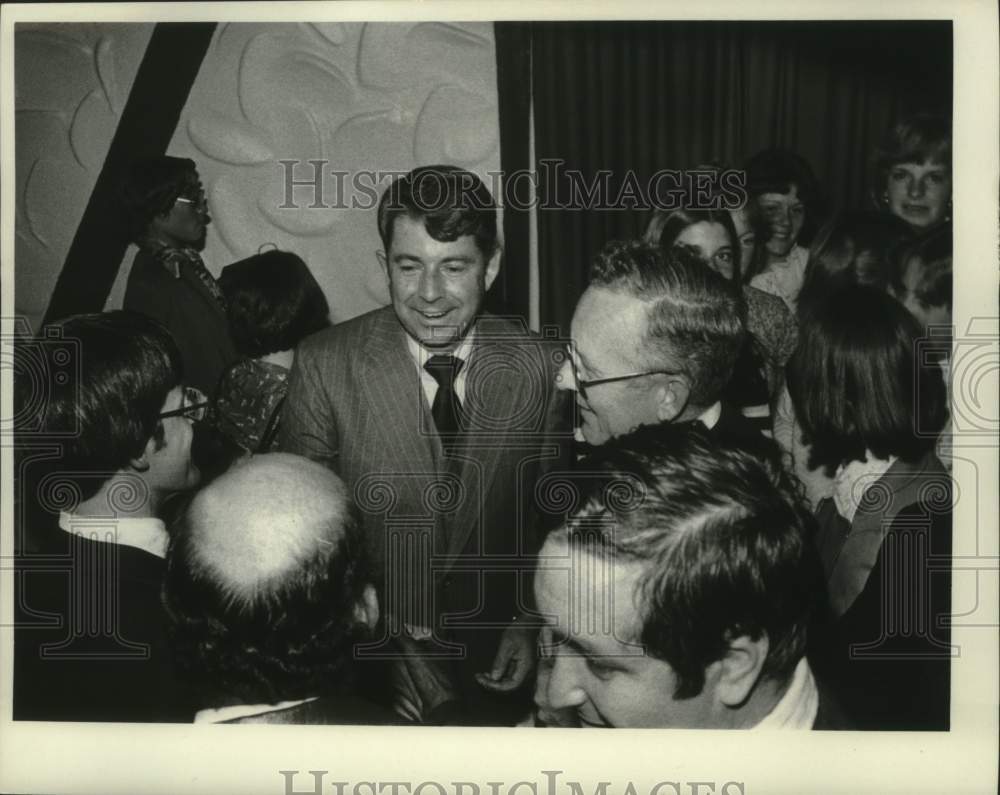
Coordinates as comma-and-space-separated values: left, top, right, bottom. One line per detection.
280, 306, 570, 673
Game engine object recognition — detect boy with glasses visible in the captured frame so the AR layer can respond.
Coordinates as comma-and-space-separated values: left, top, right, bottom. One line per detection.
13, 311, 202, 722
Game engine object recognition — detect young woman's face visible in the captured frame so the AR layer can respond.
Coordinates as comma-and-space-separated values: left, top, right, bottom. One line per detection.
674, 221, 736, 281
756, 185, 805, 258
885, 159, 952, 229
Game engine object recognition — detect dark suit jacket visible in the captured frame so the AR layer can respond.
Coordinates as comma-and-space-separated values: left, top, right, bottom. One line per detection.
809, 451, 952, 730
279, 307, 571, 708
13, 519, 197, 722
123, 248, 237, 395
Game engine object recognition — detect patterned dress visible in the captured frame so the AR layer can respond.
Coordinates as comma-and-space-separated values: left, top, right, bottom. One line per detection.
213, 359, 290, 454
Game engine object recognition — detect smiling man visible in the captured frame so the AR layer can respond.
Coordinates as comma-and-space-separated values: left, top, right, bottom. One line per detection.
557, 240, 754, 448
280, 165, 569, 724
533, 423, 844, 729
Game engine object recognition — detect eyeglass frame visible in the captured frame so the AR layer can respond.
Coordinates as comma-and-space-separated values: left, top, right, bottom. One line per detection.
564, 346, 681, 402
174, 195, 207, 210
157, 386, 209, 422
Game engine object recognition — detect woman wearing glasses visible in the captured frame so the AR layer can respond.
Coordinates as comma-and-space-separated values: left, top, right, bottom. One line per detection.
121, 155, 237, 396
644, 206, 798, 431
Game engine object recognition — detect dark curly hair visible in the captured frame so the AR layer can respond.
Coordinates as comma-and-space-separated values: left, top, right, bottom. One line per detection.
163, 493, 373, 706
552, 422, 821, 699
119, 156, 200, 244
218, 250, 330, 358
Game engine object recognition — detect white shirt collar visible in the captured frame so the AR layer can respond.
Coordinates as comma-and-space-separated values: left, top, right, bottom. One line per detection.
58, 511, 169, 559
697, 401, 723, 431
406, 327, 477, 406
194, 697, 318, 723
832, 452, 897, 524
754, 658, 819, 730
405, 326, 476, 369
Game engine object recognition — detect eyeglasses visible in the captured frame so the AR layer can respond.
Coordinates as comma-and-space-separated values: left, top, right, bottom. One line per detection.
157, 386, 209, 422
175, 195, 207, 210
563, 346, 679, 402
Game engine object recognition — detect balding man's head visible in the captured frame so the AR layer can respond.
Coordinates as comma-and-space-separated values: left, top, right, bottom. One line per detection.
164, 454, 378, 706
186, 453, 352, 604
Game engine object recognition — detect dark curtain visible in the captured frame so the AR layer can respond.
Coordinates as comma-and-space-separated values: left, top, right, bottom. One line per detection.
492, 23, 533, 323
516, 21, 952, 334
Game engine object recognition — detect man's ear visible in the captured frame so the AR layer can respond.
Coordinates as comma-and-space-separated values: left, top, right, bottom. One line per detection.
655, 376, 690, 423
484, 246, 502, 291
709, 634, 769, 708
376, 248, 389, 276
353, 583, 380, 630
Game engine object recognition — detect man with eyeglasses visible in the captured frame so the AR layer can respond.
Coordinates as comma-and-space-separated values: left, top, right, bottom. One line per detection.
14, 311, 202, 722
556, 239, 759, 448
121, 155, 236, 395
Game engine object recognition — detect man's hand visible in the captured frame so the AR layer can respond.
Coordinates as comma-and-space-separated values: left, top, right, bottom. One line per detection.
476, 621, 537, 692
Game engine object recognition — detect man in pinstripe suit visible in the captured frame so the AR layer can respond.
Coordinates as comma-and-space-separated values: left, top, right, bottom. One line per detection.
280, 166, 569, 724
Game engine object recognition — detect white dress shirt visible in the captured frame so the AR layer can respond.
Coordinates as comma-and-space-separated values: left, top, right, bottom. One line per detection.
406, 329, 476, 408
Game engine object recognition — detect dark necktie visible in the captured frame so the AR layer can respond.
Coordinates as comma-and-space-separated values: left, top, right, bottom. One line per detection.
424, 355, 466, 442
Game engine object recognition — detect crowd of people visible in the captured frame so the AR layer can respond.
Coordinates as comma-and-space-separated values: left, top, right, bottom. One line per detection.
14, 110, 954, 731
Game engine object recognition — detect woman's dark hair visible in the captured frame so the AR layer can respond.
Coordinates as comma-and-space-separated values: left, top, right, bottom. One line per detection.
872, 112, 952, 206
119, 156, 199, 244
786, 285, 948, 475
643, 207, 741, 281
797, 211, 914, 321
219, 250, 330, 358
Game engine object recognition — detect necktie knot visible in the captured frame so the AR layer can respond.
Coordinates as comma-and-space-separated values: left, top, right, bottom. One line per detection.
423, 355, 465, 388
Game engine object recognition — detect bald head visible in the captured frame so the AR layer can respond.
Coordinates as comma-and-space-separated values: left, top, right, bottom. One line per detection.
187, 453, 352, 604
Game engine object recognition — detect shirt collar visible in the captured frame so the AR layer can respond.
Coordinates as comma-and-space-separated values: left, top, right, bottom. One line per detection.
58, 511, 169, 559
697, 401, 723, 430
405, 326, 477, 370
754, 658, 819, 730
832, 452, 898, 523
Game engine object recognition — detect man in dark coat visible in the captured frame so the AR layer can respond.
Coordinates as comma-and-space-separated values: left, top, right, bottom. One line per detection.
14, 311, 202, 722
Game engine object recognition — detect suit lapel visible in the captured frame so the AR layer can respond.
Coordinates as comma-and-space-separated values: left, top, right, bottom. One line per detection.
444, 332, 525, 562
359, 307, 441, 474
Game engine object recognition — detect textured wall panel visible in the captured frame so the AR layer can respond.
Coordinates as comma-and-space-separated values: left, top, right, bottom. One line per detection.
13, 23, 154, 333
151, 22, 501, 324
